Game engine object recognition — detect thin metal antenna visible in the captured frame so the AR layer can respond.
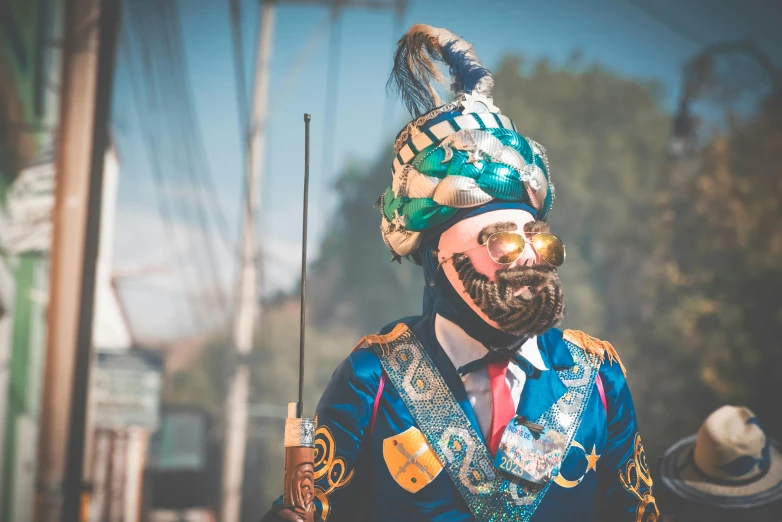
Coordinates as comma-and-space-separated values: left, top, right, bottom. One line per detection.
298, 113, 311, 418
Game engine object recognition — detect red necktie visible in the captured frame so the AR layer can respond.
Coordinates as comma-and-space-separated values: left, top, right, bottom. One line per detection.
487, 358, 515, 457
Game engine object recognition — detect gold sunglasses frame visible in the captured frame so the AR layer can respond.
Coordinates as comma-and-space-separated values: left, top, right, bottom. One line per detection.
438, 231, 566, 269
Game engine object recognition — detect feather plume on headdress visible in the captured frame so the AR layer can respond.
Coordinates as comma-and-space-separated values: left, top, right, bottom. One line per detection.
387, 24, 494, 118
378, 25, 555, 261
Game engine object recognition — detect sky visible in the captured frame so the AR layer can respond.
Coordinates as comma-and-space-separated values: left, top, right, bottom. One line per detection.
109, 0, 782, 341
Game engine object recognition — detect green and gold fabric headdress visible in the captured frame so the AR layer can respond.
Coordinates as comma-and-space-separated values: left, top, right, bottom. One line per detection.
380, 24, 555, 260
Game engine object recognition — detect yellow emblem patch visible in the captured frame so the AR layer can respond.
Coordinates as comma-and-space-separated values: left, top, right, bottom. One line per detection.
383, 427, 443, 493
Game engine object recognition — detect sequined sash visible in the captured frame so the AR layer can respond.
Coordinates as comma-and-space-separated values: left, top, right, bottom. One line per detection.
372, 326, 600, 522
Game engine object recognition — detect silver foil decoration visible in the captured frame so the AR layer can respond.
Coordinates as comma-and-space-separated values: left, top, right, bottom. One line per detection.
392, 164, 413, 198
383, 124, 554, 257
519, 164, 548, 211
381, 216, 423, 256
406, 169, 442, 199
459, 92, 499, 115
284, 417, 316, 448
433, 176, 495, 208
492, 147, 527, 173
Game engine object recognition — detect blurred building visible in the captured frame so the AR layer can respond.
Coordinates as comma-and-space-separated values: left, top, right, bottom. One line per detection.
86, 145, 161, 522
0, 2, 61, 521
1, 4, 157, 520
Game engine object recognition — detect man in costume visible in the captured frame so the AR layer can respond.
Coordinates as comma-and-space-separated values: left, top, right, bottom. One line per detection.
266, 24, 658, 522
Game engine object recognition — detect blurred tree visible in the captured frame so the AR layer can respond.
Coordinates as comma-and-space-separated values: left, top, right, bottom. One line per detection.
160, 305, 352, 519
652, 89, 782, 440
308, 55, 676, 458
162, 333, 231, 418
161, 53, 781, 519
308, 161, 424, 333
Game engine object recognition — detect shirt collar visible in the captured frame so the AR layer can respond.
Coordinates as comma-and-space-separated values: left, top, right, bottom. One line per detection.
434, 314, 549, 372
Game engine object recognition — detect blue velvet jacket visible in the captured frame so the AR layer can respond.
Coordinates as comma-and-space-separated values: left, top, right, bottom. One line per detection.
303, 313, 658, 522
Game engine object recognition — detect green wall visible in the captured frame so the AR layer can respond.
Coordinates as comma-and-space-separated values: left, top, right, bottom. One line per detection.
0, 1, 57, 519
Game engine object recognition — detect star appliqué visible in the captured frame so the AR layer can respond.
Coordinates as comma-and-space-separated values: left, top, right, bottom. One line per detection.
585, 445, 601, 473
459, 92, 499, 114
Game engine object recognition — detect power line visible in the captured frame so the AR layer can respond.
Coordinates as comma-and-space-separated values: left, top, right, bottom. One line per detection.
130, 0, 237, 325
157, 0, 231, 316
621, 0, 777, 98
228, 0, 252, 140
272, 13, 331, 111
119, 11, 200, 333
132, 1, 222, 322
316, 7, 344, 219
123, 0, 235, 330
380, 0, 406, 140
620, 0, 702, 46
227, 0, 256, 294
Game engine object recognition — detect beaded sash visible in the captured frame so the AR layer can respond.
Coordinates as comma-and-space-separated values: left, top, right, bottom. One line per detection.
372, 326, 600, 522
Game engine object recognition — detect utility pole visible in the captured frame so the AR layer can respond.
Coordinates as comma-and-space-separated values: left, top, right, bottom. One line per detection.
221, 1, 274, 521
35, 0, 121, 521
221, 3, 404, 522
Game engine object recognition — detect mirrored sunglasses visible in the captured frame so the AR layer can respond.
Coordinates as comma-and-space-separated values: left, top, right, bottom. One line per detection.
440, 231, 566, 268
487, 231, 566, 267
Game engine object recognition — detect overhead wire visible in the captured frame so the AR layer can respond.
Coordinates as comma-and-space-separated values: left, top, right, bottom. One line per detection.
271, 13, 331, 111
134, 1, 224, 324
165, 0, 239, 261
228, 0, 292, 312
119, 6, 203, 332
227, 0, 267, 331
621, 0, 774, 95
620, 0, 702, 46
227, 0, 256, 286
125, 0, 232, 328
155, 0, 233, 319
380, 0, 406, 140
157, 0, 231, 317
315, 6, 344, 221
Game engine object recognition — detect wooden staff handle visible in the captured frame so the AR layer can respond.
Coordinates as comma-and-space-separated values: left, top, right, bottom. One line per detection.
283, 409, 315, 522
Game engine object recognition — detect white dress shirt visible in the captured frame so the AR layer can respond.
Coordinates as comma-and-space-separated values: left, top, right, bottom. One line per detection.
434, 314, 549, 440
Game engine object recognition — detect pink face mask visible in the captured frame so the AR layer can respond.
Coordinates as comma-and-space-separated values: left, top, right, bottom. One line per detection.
436, 209, 565, 336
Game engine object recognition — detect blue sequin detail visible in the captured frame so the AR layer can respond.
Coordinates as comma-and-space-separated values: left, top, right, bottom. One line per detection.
374, 331, 600, 522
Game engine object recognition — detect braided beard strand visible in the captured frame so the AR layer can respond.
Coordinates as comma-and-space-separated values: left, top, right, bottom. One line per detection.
452, 253, 565, 336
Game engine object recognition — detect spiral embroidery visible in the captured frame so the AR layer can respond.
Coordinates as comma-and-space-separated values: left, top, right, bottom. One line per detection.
313, 424, 355, 521
618, 434, 660, 522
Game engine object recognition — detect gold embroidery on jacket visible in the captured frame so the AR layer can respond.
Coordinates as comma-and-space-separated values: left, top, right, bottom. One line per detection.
351, 323, 410, 356
313, 424, 355, 521
563, 329, 627, 376
618, 434, 659, 522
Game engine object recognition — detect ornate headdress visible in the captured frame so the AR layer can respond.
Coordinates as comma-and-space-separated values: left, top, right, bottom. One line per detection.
379, 25, 555, 261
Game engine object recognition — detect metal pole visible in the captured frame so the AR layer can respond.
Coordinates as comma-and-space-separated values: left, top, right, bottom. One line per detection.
220, 3, 403, 521
221, 2, 275, 522
298, 113, 311, 417
63, 1, 121, 520
35, 0, 120, 521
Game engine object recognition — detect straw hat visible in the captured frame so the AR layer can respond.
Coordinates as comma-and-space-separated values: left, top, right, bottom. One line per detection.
659, 405, 782, 509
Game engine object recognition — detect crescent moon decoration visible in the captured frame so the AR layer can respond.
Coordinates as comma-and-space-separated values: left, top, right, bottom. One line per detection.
440, 143, 454, 164
554, 441, 590, 489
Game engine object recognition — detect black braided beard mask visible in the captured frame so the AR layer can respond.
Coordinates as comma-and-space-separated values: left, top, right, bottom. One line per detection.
451, 253, 566, 337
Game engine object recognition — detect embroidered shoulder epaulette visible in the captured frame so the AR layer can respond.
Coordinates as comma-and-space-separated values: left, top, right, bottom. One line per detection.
563, 329, 627, 376
351, 323, 409, 353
